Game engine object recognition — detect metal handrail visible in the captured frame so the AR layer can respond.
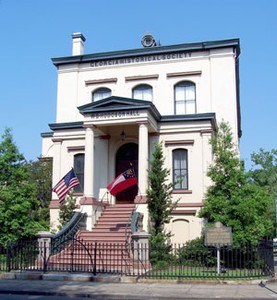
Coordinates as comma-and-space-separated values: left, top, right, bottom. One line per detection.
124, 206, 137, 246
125, 197, 144, 246
51, 212, 87, 254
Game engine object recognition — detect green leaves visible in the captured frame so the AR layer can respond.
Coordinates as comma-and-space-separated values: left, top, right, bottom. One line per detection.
147, 142, 174, 236
0, 128, 49, 245
199, 121, 274, 246
58, 192, 76, 230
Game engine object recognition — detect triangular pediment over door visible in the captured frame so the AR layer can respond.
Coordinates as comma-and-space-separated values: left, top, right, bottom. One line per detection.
78, 96, 161, 119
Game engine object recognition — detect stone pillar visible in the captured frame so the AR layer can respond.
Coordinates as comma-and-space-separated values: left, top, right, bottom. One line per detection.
36, 231, 54, 270
84, 126, 95, 198
132, 231, 150, 262
138, 122, 148, 196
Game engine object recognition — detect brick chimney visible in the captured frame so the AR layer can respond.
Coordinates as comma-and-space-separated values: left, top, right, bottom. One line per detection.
72, 32, 86, 55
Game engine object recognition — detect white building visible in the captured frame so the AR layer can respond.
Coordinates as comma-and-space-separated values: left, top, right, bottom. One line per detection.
42, 33, 241, 244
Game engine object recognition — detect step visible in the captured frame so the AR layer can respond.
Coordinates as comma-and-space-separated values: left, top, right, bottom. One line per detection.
98, 216, 130, 221
94, 222, 131, 226
87, 227, 128, 232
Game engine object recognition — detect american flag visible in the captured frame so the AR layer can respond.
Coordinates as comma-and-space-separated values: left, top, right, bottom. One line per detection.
52, 169, 79, 202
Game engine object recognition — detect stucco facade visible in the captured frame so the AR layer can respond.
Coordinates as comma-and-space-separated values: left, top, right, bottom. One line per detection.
41, 33, 241, 244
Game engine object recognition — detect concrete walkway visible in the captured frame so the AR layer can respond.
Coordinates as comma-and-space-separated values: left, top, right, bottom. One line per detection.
0, 272, 277, 299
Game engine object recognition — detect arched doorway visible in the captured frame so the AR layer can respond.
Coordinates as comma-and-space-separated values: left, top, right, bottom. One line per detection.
115, 143, 138, 204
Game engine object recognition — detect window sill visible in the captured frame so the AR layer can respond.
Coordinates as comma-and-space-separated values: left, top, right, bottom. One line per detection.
73, 192, 83, 197
172, 189, 192, 194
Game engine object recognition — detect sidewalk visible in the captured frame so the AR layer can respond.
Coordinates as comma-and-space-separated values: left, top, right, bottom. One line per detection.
0, 272, 277, 299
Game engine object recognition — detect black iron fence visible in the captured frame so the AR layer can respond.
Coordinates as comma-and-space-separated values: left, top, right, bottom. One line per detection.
0, 238, 274, 280
144, 240, 274, 279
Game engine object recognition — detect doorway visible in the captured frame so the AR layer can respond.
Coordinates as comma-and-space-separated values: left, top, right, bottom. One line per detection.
115, 143, 138, 204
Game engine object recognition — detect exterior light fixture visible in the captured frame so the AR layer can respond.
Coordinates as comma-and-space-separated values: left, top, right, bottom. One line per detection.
120, 130, 126, 141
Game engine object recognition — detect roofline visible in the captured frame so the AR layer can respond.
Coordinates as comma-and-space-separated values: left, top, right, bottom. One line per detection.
52, 38, 240, 67
49, 121, 84, 131
47, 113, 216, 132
161, 113, 217, 129
41, 132, 54, 138
78, 96, 162, 121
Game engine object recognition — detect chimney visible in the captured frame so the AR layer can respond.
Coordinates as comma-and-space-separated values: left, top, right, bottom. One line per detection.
72, 32, 86, 55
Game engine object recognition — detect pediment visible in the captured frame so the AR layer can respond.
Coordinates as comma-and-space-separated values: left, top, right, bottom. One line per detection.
78, 96, 159, 117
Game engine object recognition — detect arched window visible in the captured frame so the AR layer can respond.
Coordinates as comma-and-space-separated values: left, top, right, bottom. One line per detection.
74, 153, 84, 193
92, 87, 111, 101
172, 149, 188, 190
174, 81, 196, 114
132, 84, 153, 101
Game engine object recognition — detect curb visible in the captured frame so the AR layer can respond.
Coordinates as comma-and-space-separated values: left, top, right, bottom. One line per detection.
2, 271, 275, 285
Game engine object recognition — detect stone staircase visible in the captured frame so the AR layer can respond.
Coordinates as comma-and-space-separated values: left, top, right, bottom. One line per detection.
78, 203, 136, 244
47, 204, 136, 273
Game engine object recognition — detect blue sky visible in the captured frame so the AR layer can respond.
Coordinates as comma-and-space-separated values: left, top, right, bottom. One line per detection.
0, 0, 276, 169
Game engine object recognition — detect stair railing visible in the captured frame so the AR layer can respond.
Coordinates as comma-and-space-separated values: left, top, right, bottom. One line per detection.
92, 191, 109, 227
124, 203, 144, 247
51, 212, 87, 255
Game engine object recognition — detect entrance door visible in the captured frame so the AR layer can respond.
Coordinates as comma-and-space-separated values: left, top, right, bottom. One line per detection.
115, 143, 138, 204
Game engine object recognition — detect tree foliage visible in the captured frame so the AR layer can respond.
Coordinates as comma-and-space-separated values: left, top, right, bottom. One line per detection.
199, 122, 274, 245
249, 148, 277, 200
147, 142, 176, 264
147, 142, 175, 236
27, 158, 52, 209
0, 128, 48, 245
27, 158, 52, 228
58, 192, 76, 230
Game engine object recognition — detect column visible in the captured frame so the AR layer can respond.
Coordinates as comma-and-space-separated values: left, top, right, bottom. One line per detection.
51, 138, 63, 198
84, 126, 94, 198
201, 130, 213, 196
138, 122, 148, 196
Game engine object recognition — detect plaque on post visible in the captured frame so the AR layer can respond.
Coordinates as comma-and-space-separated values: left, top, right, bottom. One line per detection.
204, 222, 233, 274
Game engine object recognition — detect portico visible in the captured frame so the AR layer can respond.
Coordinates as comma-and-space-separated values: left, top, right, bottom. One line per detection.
79, 96, 159, 206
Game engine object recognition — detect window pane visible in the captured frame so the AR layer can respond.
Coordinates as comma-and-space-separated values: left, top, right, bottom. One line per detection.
175, 86, 185, 100
185, 85, 195, 100
175, 81, 196, 115
175, 101, 185, 114
133, 89, 142, 99
173, 149, 188, 190
143, 89, 152, 101
74, 154, 84, 193
92, 88, 111, 101
133, 84, 152, 101
186, 101, 196, 114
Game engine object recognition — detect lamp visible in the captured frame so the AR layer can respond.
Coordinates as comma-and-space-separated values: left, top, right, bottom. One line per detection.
120, 130, 126, 141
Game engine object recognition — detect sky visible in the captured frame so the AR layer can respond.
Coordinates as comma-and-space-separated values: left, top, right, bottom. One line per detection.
0, 0, 276, 169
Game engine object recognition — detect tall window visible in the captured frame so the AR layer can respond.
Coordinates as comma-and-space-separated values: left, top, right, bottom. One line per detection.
174, 81, 196, 114
74, 153, 84, 193
173, 149, 188, 190
92, 87, 111, 101
132, 84, 152, 101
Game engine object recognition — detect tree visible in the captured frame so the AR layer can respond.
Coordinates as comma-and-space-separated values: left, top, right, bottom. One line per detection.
58, 192, 76, 230
199, 122, 274, 245
0, 128, 47, 245
147, 142, 175, 236
27, 157, 52, 229
147, 142, 176, 264
249, 148, 277, 200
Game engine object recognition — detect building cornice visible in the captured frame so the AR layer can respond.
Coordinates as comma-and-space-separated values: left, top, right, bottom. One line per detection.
52, 38, 240, 67
47, 112, 217, 133
161, 112, 217, 129
49, 121, 84, 131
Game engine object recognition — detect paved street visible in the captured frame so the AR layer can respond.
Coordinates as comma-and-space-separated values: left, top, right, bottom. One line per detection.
1, 274, 277, 299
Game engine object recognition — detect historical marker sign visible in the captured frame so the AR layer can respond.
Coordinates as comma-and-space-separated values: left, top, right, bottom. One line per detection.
205, 222, 232, 247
